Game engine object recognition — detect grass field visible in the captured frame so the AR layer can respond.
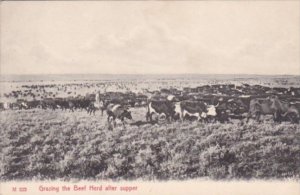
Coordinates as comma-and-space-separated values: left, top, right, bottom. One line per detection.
1, 108, 299, 181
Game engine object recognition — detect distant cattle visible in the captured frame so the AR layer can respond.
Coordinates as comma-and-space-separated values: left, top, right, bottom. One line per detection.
2, 83, 299, 125
26, 100, 41, 109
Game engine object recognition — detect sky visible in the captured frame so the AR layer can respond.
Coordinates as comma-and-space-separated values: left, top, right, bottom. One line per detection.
1, 1, 299, 75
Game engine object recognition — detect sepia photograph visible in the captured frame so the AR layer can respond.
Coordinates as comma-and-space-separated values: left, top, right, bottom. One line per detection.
0, 0, 299, 194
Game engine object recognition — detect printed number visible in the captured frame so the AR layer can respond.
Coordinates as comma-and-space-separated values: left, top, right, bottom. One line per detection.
19, 187, 28, 192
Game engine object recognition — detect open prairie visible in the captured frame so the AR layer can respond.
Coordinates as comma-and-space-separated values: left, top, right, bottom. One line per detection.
0, 75, 300, 180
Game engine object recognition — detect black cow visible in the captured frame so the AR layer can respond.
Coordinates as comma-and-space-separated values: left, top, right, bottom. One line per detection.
289, 87, 300, 97
26, 100, 41, 109
41, 98, 57, 110
76, 98, 92, 110
146, 100, 176, 122
220, 97, 250, 119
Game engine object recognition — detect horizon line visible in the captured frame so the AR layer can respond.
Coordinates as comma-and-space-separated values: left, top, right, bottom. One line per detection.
1, 73, 299, 76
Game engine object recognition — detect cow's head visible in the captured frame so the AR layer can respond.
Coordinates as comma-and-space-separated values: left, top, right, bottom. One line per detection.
122, 110, 132, 120
167, 95, 178, 102
206, 105, 217, 116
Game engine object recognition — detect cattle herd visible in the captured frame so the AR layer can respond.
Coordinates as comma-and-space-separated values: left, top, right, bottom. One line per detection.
1, 84, 300, 125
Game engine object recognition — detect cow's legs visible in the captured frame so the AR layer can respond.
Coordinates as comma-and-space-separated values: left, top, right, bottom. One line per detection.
255, 112, 261, 122
246, 112, 252, 123
179, 114, 184, 122
146, 112, 150, 122
182, 113, 187, 121
107, 118, 113, 130
202, 117, 209, 123
273, 111, 281, 123
122, 119, 126, 129
149, 112, 154, 122
166, 114, 171, 123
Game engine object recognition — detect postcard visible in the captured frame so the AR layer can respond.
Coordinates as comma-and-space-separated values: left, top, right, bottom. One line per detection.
0, 1, 299, 195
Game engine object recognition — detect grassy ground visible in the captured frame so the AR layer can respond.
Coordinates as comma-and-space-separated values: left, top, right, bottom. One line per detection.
0, 108, 299, 181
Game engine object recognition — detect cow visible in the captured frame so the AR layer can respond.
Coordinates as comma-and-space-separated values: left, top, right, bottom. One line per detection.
106, 104, 132, 129
146, 100, 176, 122
26, 100, 41, 109
0, 102, 11, 110
271, 97, 299, 123
217, 97, 250, 120
10, 102, 21, 110
288, 87, 300, 97
246, 96, 299, 123
177, 100, 207, 121
204, 103, 219, 121
53, 98, 75, 111
246, 97, 275, 122
41, 98, 57, 110
76, 98, 92, 111
67, 99, 76, 112
272, 87, 289, 95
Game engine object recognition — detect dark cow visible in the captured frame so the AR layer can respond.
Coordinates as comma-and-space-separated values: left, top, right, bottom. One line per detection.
66, 99, 76, 112
218, 96, 250, 120
76, 98, 92, 111
26, 100, 41, 109
106, 104, 132, 129
40, 98, 58, 110
146, 100, 176, 122
288, 87, 300, 97
53, 98, 66, 110
272, 87, 289, 95
54, 98, 75, 111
